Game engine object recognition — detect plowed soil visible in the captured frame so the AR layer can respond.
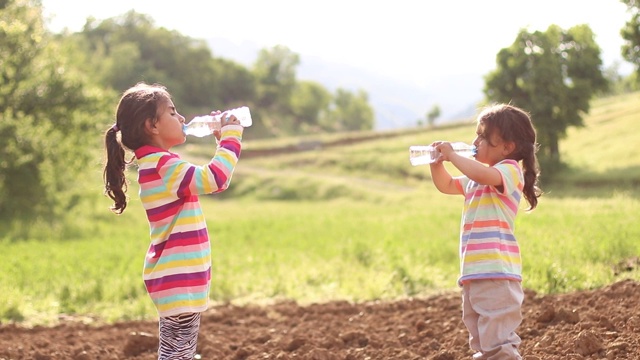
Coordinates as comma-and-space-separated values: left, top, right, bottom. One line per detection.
1, 280, 639, 360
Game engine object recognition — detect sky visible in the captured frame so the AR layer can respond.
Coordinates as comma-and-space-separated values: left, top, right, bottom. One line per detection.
41, 0, 633, 88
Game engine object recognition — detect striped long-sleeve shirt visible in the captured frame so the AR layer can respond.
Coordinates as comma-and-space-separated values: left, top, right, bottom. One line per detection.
453, 159, 524, 286
133, 125, 242, 317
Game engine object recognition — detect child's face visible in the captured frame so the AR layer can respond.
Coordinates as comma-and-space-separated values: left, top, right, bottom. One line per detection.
472, 122, 508, 166
152, 100, 186, 150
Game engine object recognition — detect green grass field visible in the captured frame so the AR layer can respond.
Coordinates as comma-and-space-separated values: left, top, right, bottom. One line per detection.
1, 92, 639, 325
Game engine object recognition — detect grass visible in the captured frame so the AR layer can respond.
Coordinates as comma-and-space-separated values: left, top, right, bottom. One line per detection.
1, 91, 639, 325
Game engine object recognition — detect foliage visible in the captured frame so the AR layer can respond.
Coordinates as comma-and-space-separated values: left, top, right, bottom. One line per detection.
426, 104, 441, 127
70, 14, 376, 138
484, 24, 608, 166
252, 45, 375, 135
0, 0, 111, 221
290, 80, 332, 133
621, 0, 640, 80
77, 11, 225, 117
253, 45, 299, 111
601, 61, 639, 94
324, 88, 375, 132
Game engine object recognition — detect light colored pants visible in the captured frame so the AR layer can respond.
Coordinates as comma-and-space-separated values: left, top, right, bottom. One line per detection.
462, 280, 523, 360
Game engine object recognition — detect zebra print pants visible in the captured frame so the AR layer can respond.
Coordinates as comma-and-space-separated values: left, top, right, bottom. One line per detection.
158, 312, 202, 360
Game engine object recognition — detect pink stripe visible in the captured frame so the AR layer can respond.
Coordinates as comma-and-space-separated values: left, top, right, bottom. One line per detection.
150, 284, 210, 299
463, 242, 520, 253
160, 243, 209, 257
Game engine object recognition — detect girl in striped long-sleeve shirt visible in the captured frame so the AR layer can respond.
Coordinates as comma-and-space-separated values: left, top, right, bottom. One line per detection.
428, 104, 542, 360
103, 82, 243, 360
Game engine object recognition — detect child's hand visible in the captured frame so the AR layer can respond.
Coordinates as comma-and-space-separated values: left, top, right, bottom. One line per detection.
213, 111, 241, 141
431, 141, 451, 164
209, 110, 224, 141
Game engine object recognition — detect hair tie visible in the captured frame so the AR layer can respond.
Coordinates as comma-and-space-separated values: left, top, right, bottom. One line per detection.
111, 124, 119, 132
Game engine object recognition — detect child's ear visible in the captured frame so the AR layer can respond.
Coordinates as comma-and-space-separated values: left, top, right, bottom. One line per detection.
144, 118, 159, 135
503, 141, 516, 156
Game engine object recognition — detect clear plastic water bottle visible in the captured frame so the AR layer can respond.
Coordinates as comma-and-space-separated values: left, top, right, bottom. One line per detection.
183, 106, 252, 137
409, 142, 476, 166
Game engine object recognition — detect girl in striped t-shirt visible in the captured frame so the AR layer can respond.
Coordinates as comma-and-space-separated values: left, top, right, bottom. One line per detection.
429, 104, 541, 360
103, 82, 243, 360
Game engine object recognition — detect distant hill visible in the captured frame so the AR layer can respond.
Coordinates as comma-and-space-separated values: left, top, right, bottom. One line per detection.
206, 37, 484, 130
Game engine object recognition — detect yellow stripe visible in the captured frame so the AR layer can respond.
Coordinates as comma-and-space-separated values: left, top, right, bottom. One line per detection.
156, 299, 207, 312
179, 217, 203, 226
217, 151, 236, 162
141, 192, 170, 203
199, 171, 214, 193
144, 257, 211, 274
464, 253, 521, 264
223, 130, 242, 138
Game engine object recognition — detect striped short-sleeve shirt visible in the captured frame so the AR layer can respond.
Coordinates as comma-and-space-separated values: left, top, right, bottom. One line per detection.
134, 125, 242, 317
453, 159, 524, 286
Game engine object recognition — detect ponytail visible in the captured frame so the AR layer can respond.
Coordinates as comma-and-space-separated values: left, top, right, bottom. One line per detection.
103, 126, 129, 214
103, 82, 172, 214
521, 144, 542, 211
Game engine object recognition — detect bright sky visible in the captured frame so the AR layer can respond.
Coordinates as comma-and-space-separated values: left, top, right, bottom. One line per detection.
41, 0, 632, 87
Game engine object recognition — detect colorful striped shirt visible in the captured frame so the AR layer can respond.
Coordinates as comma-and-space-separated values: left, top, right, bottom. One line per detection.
453, 159, 524, 286
133, 125, 242, 317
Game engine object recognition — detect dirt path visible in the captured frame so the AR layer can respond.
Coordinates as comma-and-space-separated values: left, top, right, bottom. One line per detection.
1, 279, 638, 359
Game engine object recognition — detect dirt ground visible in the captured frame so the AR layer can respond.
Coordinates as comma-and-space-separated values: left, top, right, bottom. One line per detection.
1, 279, 639, 360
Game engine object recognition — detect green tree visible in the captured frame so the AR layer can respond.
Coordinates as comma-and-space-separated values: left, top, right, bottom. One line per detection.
621, 0, 640, 80
290, 80, 332, 132
253, 45, 299, 110
484, 24, 607, 163
323, 88, 375, 132
211, 57, 257, 110
76, 11, 256, 118
426, 104, 441, 127
0, 0, 110, 221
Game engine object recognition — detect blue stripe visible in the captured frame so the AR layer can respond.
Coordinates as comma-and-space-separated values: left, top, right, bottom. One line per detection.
156, 291, 208, 305
154, 248, 211, 266
141, 185, 167, 197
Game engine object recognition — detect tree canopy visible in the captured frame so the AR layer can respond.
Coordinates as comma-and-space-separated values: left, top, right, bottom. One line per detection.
484, 24, 607, 165
70, 12, 375, 139
0, 0, 111, 220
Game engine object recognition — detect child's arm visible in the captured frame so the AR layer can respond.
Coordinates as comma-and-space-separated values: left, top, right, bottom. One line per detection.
204, 124, 243, 193
448, 155, 501, 187
152, 124, 243, 197
433, 140, 502, 188
429, 162, 461, 195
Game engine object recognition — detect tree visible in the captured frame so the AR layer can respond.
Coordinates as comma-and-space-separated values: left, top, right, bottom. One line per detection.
0, 0, 110, 221
484, 24, 607, 162
76, 11, 257, 118
253, 45, 299, 110
323, 88, 375, 132
290, 80, 332, 132
426, 104, 441, 127
621, 0, 640, 80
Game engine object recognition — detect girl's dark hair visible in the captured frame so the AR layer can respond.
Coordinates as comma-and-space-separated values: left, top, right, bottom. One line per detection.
478, 103, 542, 210
103, 82, 171, 214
